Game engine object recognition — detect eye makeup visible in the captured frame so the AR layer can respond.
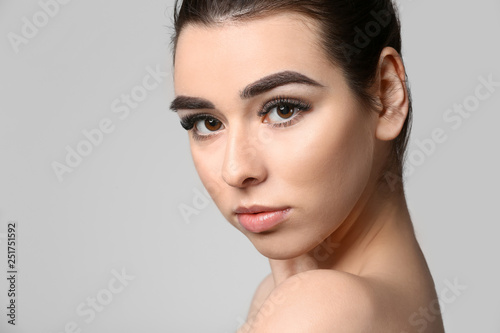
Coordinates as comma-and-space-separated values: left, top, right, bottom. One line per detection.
258, 96, 311, 128
178, 95, 312, 141
179, 113, 216, 131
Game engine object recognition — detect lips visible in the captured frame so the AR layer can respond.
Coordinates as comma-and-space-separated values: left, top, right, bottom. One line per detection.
235, 206, 291, 233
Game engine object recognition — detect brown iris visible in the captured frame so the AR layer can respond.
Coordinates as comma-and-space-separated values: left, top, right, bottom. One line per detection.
277, 104, 294, 119
204, 118, 222, 131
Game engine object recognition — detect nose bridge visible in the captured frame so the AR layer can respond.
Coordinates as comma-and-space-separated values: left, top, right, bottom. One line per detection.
221, 125, 264, 187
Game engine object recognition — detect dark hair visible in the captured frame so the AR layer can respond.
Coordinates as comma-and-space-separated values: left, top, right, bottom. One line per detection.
170, 0, 412, 190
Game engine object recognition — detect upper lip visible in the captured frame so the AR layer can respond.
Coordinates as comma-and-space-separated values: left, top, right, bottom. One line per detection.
234, 205, 290, 214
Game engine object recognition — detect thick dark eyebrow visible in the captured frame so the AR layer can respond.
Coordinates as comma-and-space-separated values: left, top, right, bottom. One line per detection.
170, 96, 215, 113
240, 70, 323, 99
169, 70, 323, 112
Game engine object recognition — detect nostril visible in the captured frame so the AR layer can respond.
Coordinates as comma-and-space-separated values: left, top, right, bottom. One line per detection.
242, 177, 259, 186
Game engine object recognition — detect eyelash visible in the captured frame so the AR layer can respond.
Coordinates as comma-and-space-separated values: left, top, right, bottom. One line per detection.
179, 96, 312, 141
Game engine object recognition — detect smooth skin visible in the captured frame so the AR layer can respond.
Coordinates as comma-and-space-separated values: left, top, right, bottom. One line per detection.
172, 12, 444, 333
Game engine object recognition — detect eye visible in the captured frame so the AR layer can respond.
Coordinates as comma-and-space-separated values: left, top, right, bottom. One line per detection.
264, 103, 299, 123
195, 117, 223, 134
179, 113, 225, 141
259, 97, 312, 126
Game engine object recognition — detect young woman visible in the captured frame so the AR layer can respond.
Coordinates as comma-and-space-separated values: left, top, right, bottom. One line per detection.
169, 0, 445, 331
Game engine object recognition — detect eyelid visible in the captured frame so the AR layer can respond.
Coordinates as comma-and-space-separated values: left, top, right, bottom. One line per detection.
258, 96, 312, 123
179, 113, 219, 131
258, 96, 312, 117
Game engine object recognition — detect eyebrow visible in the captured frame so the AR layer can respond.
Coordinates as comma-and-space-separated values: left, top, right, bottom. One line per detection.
169, 70, 323, 112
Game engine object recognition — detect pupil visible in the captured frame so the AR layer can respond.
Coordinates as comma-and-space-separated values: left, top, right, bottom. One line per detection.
278, 104, 293, 118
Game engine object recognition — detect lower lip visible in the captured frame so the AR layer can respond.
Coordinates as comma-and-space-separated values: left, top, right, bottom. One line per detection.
237, 208, 291, 233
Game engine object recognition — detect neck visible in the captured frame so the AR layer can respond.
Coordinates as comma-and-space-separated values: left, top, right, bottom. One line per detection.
269, 178, 414, 286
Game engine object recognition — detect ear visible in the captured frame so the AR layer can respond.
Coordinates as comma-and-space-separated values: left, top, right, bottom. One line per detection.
374, 47, 409, 141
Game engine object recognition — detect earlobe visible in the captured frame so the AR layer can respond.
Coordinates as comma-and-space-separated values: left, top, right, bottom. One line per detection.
374, 47, 409, 141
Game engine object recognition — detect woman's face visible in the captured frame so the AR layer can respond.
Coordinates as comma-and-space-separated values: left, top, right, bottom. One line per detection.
172, 12, 381, 259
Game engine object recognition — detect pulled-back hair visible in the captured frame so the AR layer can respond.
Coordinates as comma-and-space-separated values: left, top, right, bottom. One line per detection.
170, 0, 412, 188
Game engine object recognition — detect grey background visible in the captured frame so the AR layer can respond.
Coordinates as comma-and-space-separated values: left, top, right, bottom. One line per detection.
0, 0, 499, 332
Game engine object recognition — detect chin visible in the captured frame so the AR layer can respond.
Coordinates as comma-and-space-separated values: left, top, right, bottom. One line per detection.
245, 230, 321, 261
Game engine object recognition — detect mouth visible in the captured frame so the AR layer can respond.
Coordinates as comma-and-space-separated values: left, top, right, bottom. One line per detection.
234, 205, 292, 233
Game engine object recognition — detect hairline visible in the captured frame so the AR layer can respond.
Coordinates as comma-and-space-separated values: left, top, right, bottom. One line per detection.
172, 8, 330, 67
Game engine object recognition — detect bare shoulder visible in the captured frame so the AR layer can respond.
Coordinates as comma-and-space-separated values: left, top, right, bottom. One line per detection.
240, 269, 381, 333
246, 273, 275, 320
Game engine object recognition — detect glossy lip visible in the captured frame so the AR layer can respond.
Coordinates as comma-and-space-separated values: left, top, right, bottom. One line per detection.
235, 205, 292, 233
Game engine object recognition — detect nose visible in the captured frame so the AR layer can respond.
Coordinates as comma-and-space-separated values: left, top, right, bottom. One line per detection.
221, 129, 267, 188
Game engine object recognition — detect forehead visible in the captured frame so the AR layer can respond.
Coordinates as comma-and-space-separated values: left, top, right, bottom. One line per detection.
173, 12, 333, 97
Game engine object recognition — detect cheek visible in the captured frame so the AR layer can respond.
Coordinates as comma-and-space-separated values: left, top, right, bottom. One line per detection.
190, 144, 229, 213
269, 105, 374, 228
